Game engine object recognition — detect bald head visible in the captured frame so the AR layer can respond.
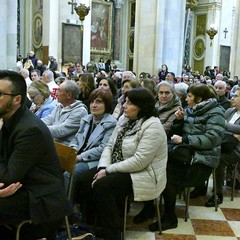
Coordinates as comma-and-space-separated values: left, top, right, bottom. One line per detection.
19, 69, 29, 79
214, 80, 227, 96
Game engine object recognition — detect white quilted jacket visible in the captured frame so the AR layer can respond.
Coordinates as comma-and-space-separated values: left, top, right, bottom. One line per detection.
98, 116, 167, 201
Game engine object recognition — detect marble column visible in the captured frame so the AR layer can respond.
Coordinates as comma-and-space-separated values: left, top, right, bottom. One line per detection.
113, 0, 123, 61
24, 0, 32, 55
0, 0, 18, 70
82, 0, 91, 65
43, 0, 59, 66
230, 0, 240, 77
133, 0, 186, 77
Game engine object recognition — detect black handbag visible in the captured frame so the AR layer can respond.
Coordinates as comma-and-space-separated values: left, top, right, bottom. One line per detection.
168, 142, 194, 165
221, 132, 239, 153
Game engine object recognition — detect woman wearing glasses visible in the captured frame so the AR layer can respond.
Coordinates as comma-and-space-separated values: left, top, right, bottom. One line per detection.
28, 80, 57, 119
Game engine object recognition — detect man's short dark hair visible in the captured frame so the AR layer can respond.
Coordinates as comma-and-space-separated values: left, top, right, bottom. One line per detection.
31, 69, 41, 76
0, 70, 26, 104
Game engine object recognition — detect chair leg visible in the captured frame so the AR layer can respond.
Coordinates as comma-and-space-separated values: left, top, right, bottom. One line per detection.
184, 187, 190, 222
65, 215, 72, 240
154, 197, 162, 235
16, 220, 32, 240
122, 196, 128, 240
212, 169, 218, 211
231, 162, 239, 201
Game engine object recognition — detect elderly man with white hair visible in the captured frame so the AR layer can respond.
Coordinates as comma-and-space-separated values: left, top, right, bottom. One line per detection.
36, 60, 46, 76
215, 73, 223, 81
28, 50, 38, 68
122, 70, 136, 80
214, 80, 231, 110
112, 71, 122, 90
42, 69, 59, 93
19, 68, 32, 90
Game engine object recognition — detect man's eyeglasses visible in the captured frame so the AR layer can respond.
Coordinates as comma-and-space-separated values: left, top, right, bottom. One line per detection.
0, 92, 19, 97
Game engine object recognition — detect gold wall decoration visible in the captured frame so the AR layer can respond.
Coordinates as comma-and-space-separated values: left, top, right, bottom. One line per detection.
193, 14, 207, 74
196, 15, 206, 36
126, 0, 135, 71
32, 12, 43, 49
186, 0, 198, 10
193, 36, 205, 59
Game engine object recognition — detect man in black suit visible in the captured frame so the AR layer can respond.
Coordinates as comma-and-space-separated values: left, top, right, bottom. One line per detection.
0, 70, 68, 238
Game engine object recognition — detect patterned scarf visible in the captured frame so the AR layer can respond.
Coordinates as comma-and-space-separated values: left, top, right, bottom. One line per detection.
111, 120, 136, 163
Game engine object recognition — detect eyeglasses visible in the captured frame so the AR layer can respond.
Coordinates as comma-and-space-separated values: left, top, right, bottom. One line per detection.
29, 93, 39, 100
0, 92, 19, 97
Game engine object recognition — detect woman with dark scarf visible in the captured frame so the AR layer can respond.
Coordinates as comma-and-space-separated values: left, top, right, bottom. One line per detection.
133, 81, 181, 224
74, 88, 167, 240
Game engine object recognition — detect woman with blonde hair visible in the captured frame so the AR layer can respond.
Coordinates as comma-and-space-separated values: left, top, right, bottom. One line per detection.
24, 59, 34, 74
28, 80, 57, 119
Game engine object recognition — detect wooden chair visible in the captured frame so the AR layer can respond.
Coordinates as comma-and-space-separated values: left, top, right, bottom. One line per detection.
54, 141, 77, 240
15, 220, 32, 240
122, 195, 162, 240
184, 168, 218, 222
16, 142, 77, 240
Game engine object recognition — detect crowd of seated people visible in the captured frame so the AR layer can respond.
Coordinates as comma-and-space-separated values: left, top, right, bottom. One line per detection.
3, 58, 240, 239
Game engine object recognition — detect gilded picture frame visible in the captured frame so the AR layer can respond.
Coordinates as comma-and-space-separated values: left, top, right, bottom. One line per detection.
91, 0, 112, 54
32, 12, 43, 49
193, 35, 206, 61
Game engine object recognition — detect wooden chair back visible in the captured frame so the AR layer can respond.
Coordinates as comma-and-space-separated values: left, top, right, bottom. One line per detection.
54, 141, 77, 200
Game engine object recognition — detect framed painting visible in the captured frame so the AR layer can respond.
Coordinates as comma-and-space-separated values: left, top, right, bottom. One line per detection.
32, 12, 43, 49
62, 23, 82, 64
91, 0, 112, 54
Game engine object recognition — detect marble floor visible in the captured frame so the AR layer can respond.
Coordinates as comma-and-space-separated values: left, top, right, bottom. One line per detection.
124, 183, 240, 240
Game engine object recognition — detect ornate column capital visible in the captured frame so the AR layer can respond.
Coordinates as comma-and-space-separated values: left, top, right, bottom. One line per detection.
186, 0, 198, 10
114, 0, 123, 9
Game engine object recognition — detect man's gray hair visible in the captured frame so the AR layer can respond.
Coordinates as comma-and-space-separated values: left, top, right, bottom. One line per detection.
63, 80, 80, 99
214, 80, 227, 89
156, 80, 175, 93
43, 69, 54, 81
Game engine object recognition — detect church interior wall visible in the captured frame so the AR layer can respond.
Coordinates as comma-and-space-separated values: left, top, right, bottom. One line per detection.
230, 0, 240, 78
2, 0, 240, 78
0, 1, 8, 69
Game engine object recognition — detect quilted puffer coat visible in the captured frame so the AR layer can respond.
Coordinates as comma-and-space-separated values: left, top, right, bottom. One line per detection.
173, 98, 225, 168
98, 116, 168, 201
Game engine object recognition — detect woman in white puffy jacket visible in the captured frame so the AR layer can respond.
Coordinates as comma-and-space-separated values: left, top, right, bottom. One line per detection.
74, 87, 167, 240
